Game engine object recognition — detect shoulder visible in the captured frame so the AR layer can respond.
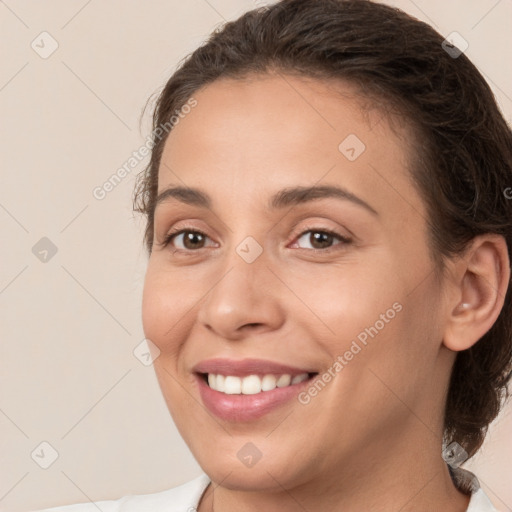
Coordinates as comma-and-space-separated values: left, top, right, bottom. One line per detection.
34, 474, 211, 512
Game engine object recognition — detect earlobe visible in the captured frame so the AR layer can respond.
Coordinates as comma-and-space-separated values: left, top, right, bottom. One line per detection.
443, 235, 510, 352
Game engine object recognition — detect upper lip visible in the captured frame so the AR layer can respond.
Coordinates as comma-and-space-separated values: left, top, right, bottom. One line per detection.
193, 358, 316, 377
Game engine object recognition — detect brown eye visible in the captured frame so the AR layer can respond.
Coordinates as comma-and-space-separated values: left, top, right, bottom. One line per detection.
295, 229, 350, 250
181, 231, 206, 249
165, 230, 214, 250
311, 231, 334, 249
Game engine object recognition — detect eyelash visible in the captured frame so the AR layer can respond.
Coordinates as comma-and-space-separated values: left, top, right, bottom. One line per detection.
161, 225, 352, 254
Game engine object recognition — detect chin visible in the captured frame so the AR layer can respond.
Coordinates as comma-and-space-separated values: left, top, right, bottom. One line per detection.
194, 441, 315, 492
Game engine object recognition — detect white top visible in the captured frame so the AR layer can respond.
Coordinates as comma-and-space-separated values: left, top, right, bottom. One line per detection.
35, 467, 497, 511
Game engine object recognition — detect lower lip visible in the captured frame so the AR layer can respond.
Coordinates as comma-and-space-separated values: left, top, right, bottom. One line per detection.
196, 374, 314, 422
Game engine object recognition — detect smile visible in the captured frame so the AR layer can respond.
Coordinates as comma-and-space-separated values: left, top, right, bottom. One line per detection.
193, 358, 318, 421
205, 372, 310, 394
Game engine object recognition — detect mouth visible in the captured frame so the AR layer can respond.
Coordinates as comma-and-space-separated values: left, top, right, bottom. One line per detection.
193, 358, 319, 422
198, 371, 318, 394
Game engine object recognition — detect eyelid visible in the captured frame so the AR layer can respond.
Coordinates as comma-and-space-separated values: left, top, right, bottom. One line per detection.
161, 226, 214, 249
288, 224, 352, 251
160, 222, 352, 252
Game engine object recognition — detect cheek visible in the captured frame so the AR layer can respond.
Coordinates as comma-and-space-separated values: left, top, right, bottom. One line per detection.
142, 269, 201, 416
285, 259, 404, 345
141, 264, 193, 356
141, 272, 165, 345
287, 249, 441, 377
339, 272, 446, 409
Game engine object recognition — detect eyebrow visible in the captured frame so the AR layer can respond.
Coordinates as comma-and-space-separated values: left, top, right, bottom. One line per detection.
155, 184, 378, 216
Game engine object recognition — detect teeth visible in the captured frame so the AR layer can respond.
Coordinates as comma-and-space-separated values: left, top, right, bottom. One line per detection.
216, 374, 225, 392
261, 374, 276, 391
206, 373, 309, 394
276, 374, 291, 387
291, 373, 308, 385
241, 375, 261, 395
224, 376, 242, 394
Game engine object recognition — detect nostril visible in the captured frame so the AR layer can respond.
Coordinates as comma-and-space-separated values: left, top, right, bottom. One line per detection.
244, 323, 263, 329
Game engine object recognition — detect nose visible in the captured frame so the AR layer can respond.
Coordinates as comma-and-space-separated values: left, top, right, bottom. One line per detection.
197, 251, 286, 341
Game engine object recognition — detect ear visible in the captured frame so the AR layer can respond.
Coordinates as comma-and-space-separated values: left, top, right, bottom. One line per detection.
443, 234, 510, 352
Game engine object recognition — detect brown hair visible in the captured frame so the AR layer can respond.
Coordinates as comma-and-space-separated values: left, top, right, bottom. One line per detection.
133, 0, 512, 458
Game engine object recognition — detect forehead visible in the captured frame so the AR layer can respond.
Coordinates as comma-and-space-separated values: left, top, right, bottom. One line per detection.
164, 74, 389, 158
157, 73, 424, 223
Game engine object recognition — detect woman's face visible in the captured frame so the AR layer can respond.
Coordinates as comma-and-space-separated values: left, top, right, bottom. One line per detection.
142, 74, 454, 490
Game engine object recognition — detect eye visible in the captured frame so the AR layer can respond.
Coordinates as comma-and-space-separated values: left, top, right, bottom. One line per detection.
162, 229, 217, 251
161, 226, 351, 253
293, 228, 351, 251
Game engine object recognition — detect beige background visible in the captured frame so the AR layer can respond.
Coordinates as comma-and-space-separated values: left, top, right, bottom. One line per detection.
0, 1, 511, 510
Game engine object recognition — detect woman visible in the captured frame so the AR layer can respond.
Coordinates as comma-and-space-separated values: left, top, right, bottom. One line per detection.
38, 0, 512, 510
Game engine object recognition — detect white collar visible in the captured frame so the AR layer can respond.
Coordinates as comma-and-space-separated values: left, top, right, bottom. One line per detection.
449, 466, 498, 511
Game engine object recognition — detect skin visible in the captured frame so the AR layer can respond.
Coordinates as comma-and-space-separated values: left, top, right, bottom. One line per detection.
141, 73, 510, 512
